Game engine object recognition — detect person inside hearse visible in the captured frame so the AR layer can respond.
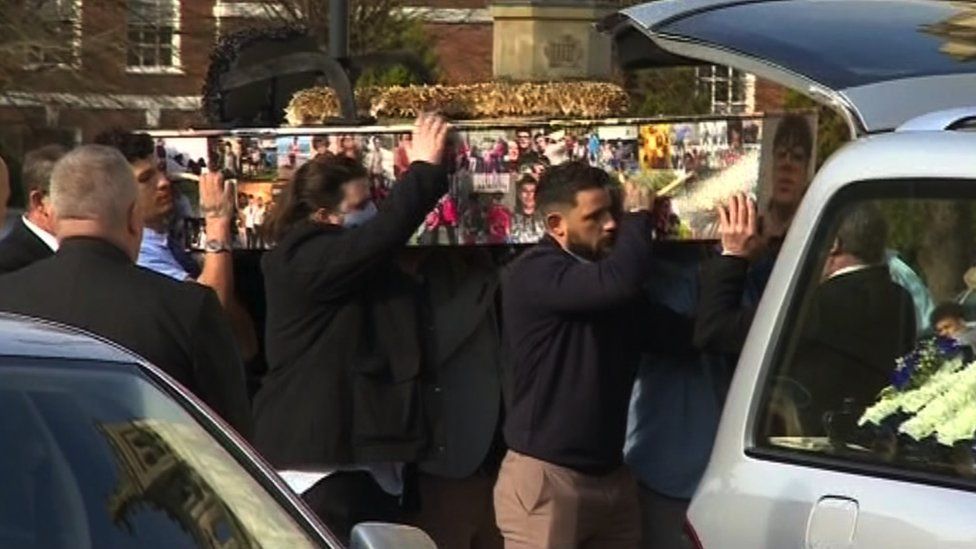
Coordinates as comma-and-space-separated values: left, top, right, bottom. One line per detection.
931, 302, 976, 350
789, 203, 917, 434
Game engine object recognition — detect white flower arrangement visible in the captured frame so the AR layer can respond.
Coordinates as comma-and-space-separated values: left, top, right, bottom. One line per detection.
858, 337, 976, 446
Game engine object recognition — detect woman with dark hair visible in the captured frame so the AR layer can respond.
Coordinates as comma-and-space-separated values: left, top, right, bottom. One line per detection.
255, 114, 451, 542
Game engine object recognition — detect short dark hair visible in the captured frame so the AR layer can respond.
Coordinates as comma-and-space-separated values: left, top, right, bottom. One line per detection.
834, 202, 887, 265
22, 144, 67, 196
536, 160, 611, 215
517, 174, 537, 190
931, 302, 967, 327
93, 128, 154, 163
774, 115, 814, 159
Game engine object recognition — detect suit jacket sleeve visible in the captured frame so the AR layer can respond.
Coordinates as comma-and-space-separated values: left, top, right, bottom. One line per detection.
191, 290, 254, 439
694, 254, 756, 355
526, 212, 655, 313
291, 161, 448, 301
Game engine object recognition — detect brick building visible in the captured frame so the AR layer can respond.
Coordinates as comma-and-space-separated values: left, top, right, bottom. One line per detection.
0, 0, 782, 166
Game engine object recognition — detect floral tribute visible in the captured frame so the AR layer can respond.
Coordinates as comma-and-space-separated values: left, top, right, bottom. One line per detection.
859, 337, 976, 446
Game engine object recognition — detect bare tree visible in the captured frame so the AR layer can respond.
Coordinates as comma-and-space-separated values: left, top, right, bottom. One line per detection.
249, 0, 438, 83
0, 0, 132, 96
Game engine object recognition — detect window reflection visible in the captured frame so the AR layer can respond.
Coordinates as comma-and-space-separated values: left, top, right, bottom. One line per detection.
99, 420, 253, 547
0, 364, 319, 548
760, 193, 976, 483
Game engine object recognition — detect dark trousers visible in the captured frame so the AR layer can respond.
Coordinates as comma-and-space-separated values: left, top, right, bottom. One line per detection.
301, 471, 401, 545
638, 484, 692, 549
405, 472, 503, 549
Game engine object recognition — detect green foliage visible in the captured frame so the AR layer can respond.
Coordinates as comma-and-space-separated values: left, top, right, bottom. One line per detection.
353, 17, 439, 87
782, 90, 852, 170
264, 0, 439, 86
879, 200, 927, 267
626, 67, 711, 117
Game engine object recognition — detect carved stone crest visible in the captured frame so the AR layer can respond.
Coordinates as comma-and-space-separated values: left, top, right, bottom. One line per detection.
544, 34, 584, 69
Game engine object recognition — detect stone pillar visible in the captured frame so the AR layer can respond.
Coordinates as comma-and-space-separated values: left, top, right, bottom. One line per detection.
490, 1, 616, 82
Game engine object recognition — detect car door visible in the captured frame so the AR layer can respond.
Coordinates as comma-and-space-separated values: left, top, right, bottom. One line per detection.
601, 0, 976, 135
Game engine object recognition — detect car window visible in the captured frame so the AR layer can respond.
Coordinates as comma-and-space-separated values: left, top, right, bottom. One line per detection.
661, 0, 974, 90
0, 359, 320, 549
755, 179, 976, 486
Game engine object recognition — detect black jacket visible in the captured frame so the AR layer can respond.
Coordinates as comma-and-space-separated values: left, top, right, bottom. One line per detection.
418, 249, 503, 479
694, 255, 755, 355
502, 213, 693, 474
0, 217, 55, 274
254, 161, 448, 468
792, 266, 916, 431
0, 237, 252, 436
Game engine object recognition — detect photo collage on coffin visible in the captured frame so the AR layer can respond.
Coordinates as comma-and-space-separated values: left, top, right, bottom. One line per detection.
154, 135, 281, 250
148, 113, 815, 249
640, 117, 766, 240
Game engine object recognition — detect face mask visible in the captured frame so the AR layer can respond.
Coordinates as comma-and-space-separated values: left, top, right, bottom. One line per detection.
342, 201, 378, 228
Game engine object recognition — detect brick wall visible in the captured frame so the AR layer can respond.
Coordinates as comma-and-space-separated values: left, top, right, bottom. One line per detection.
427, 23, 493, 84
754, 78, 788, 113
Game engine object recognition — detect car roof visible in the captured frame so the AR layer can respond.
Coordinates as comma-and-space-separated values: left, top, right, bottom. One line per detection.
0, 313, 144, 364
808, 129, 976, 203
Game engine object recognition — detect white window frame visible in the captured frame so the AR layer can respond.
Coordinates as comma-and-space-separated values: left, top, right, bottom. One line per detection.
696, 65, 755, 115
126, 0, 183, 74
23, 0, 84, 71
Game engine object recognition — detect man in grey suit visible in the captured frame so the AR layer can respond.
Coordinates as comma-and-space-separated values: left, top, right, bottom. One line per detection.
403, 247, 504, 549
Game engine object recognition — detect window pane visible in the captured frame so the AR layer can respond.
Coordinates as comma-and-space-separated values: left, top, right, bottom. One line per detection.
127, 0, 178, 67
142, 46, 157, 66
158, 45, 173, 66
0, 361, 319, 547
757, 184, 976, 483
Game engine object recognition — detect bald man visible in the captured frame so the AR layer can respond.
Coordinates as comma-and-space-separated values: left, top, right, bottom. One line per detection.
0, 145, 251, 436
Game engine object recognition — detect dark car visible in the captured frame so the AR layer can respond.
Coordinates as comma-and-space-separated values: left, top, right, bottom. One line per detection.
0, 313, 434, 548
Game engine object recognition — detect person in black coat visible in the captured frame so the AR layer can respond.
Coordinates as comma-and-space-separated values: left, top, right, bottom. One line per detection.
790, 203, 916, 432
253, 114, 451, 542
0, 145, 66, 274
0, 145, 252, 436
695, 195, 916, 434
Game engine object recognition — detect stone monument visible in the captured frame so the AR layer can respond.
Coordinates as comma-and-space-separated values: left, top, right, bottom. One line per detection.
489, 0, 617, 81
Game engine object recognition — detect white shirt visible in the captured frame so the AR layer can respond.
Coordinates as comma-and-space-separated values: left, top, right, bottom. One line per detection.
278, 463, 404, 497
827, 263, 872, 281
22, 215, 58, 252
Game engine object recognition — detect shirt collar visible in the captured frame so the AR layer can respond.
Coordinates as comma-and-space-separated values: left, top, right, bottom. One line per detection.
22, 215, 58, 252
827, 263, 872, 280
141, 225, 168, 244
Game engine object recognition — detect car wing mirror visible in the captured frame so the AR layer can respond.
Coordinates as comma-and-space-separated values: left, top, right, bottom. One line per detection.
349, 522, 437, 549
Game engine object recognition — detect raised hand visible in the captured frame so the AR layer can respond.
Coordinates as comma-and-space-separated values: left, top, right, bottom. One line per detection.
199, 171, 234, 220
406, 113, 451, 166
717, 192, 762, 259
623, 179, 655, 213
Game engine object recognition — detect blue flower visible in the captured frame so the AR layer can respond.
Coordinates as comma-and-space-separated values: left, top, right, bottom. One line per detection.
935, 336, 964, 356
891, 367, 914, 390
